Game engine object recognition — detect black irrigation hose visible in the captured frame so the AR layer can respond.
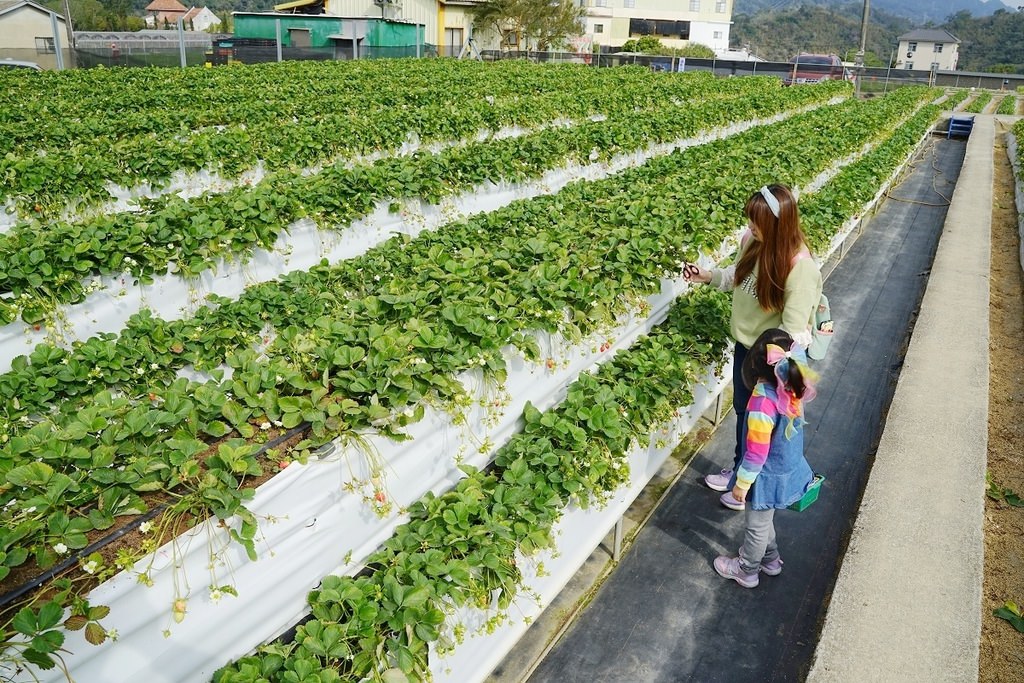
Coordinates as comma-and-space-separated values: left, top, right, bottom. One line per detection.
0, 503, 170, 611
0, 423, 310, 611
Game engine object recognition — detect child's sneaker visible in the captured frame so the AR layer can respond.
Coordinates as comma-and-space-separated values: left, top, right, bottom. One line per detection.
760, 556, 784, 576
719, 491, 745, 511
714, 556, 759, 588
704, 468, 733, 492
736, 549, 783, 576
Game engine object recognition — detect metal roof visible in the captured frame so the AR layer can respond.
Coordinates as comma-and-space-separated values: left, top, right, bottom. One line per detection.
273, 0, 320, 10
897, 29, 960, 44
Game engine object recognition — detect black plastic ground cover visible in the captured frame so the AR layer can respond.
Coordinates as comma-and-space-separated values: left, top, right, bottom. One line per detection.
518, 136, 967, 683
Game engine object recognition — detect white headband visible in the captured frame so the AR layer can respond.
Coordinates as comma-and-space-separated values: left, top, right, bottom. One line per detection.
760, 186, 780, 218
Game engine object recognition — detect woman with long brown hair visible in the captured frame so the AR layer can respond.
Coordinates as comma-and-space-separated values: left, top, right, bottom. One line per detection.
683, 184, 822, 510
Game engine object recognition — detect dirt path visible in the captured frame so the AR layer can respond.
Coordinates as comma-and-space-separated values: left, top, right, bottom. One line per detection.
979, 124, 1024, 680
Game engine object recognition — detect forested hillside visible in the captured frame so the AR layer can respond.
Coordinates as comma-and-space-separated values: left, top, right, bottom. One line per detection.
733, 2, 1024, 72
731, 4, 912, 64
734, 0, 1005, 24
945, 9, 1024, 71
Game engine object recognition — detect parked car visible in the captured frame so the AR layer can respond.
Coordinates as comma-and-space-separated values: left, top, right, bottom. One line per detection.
783, 53, 849, 85
0, 59, 43, 71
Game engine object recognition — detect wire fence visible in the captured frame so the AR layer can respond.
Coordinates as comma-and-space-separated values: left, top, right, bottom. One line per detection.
3, 37, 1024, 93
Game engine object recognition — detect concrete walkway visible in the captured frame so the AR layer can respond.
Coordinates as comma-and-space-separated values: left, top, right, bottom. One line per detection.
489, 122, 987, 682
807, 118, 991, 682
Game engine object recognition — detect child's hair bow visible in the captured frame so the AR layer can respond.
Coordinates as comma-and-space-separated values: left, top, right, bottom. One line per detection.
765, 342, 818, 437
766, 344, 792, 365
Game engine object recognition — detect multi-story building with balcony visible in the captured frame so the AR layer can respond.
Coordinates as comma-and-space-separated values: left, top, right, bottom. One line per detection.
579, 0, 733, 53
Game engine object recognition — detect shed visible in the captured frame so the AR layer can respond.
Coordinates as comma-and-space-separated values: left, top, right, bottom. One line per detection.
232, 12, 424, 57
0, 0, 67, 68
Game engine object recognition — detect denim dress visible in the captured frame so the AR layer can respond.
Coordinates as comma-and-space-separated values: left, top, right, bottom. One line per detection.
731, 385, 815, 511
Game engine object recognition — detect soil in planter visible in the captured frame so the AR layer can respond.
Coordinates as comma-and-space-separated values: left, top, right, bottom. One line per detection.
979, 124, 1024, 681
0, 424, 311, 624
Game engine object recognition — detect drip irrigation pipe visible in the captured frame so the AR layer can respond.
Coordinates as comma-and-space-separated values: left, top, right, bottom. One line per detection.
0, 422, 310, 611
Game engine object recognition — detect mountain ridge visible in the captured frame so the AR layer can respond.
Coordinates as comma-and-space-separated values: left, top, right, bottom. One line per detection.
734, 0, 1011, 25
730, 2, 1024, 72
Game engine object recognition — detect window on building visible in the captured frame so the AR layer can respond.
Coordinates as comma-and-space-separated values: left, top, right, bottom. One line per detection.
624, 0, 635, 7
931, 62, 939, 71
690, 0, 700, 11
288, 28, 311, 48
35, 37, 55, 53
715, 0, 726, 11
908, 41, 917, 52
594, 0, 607, 7
713, 31, 723, 39
444, 27, 464, 58
934, 43, 943, 53
629, 18, 654, 35
629, 18, 689, 39
906, 62, 913, 70
594, 23, 604, 33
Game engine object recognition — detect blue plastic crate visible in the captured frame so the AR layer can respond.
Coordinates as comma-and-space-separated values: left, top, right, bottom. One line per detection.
948, 115, 974, 139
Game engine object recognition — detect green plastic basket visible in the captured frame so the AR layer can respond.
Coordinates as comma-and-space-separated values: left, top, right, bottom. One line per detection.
789, 474, 825, 512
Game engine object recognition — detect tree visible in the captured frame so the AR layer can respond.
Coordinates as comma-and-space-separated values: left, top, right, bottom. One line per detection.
621, 36, 664, 53
471, 0, 585, 52
45, 0, 145, 30
620, 36, 715, 58
842, 48, 887, 67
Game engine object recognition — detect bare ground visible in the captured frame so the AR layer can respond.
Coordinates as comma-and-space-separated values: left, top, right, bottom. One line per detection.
979, 125, 1024, 680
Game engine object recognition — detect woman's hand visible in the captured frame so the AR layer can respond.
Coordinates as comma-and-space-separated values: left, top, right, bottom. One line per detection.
682, 263, 712, 284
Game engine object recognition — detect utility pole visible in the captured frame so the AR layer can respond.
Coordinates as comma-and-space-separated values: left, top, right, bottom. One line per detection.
854, 0, 869, 97
62, 0, 76, 67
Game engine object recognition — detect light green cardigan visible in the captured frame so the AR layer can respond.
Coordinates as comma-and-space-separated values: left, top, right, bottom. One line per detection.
710, 247, 822, 348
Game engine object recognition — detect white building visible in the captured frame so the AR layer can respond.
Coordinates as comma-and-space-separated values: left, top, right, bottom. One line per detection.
580, 0, 734, 54
895, 29, 959, 71
0, 0, 68, 66
144, 0, 220, 30
182, 6, 221, 31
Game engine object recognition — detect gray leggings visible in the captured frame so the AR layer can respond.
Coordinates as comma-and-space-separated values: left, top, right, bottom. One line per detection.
739, 507, 781, 573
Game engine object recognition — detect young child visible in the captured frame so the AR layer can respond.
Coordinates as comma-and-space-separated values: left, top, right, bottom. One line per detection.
713, 327, 818, 589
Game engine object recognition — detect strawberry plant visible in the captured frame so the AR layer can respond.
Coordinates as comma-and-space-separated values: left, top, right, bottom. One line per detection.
0, 89, 940, 589
995, 95, 1017, 116
0, 65, 948, 682
964, 90, 993, 114
0, 77, 845, 326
